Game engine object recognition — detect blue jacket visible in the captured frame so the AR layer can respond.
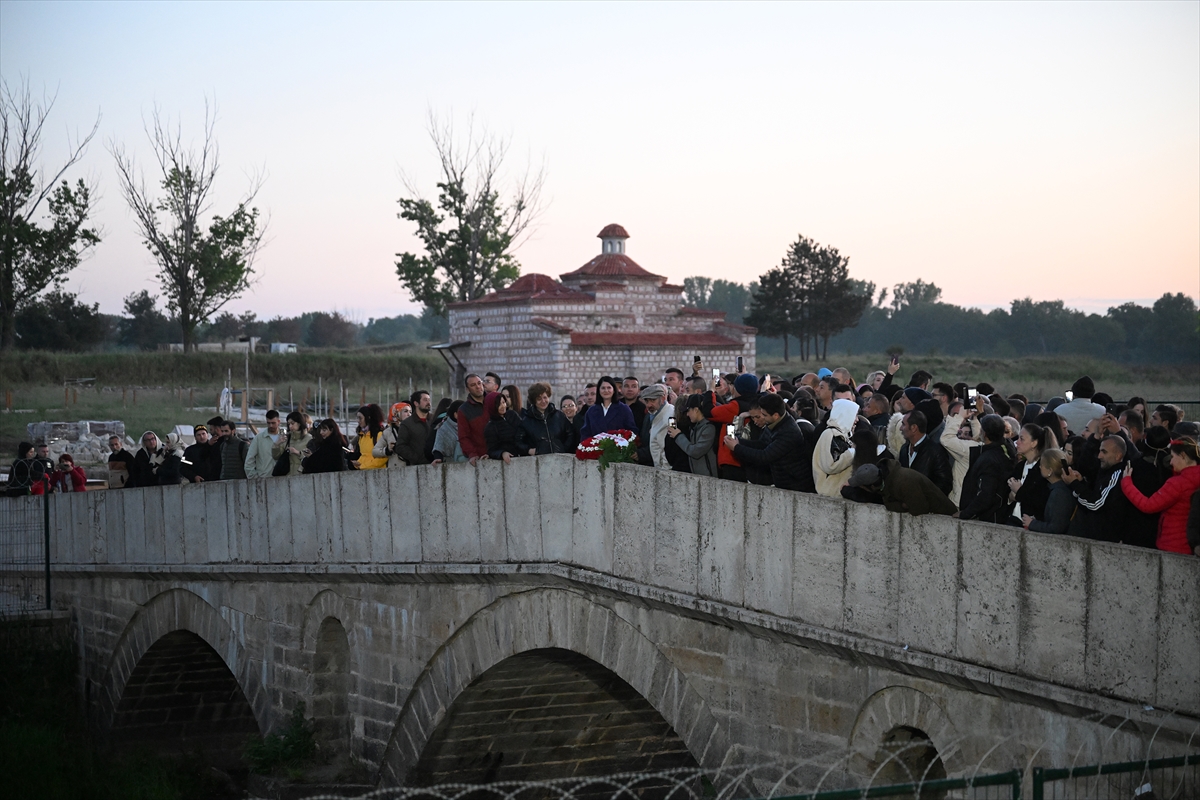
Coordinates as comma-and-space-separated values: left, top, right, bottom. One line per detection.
580, 401, 636, 440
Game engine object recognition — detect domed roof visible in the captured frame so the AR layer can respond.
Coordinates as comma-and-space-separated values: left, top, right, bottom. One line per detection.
597, 224, 630, 239
504, 273, 567, 294
560, 253, 660, 281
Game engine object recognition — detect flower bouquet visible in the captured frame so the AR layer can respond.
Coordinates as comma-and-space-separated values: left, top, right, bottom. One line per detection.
576, 430, 638, 472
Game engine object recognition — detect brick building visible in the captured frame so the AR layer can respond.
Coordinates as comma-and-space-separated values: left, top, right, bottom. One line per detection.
439, 224, 756, 396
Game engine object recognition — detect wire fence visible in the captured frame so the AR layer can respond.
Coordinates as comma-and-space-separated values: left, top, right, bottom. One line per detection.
1032, 753, 1200, 799
0, 493, 50, 614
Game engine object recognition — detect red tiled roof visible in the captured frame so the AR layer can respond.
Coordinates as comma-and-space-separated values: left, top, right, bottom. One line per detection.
679, 306, 725, 316
447, 273, 589, 308
570, 333, 742, 347
560, 254, 662, 281
529, 317, 572, 334
598, 224, 630, 239
659, 284, 684, 292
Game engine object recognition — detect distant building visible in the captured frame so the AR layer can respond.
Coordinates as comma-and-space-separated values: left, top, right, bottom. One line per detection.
440, 224, 755, 394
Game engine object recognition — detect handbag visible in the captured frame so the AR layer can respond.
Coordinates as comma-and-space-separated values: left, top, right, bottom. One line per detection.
271, 434, 292, 477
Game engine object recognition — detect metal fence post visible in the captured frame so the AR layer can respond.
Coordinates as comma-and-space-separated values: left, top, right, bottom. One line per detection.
1031, 766, 1043, 800
42, 482, 51, 610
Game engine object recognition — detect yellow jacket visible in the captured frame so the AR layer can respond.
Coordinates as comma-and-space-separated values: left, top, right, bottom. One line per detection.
355, 432, 388, 470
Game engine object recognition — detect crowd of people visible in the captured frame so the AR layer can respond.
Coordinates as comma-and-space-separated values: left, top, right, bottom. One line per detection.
6, 360, 1198, 556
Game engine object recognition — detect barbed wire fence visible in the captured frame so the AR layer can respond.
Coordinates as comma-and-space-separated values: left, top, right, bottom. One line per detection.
290, 712, 1199, 800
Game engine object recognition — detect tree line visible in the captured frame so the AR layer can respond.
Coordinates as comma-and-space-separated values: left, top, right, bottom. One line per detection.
10, 288, 448, 352
682, 237, 1199, 364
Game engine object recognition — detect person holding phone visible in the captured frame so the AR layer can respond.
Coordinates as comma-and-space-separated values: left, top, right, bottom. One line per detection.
667, 395, 718, 477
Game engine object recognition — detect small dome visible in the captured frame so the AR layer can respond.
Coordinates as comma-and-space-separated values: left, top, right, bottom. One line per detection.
597, 224, 630, 239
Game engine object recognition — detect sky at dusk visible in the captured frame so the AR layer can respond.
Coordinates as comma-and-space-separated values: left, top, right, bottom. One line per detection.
2, 1, 1197, 322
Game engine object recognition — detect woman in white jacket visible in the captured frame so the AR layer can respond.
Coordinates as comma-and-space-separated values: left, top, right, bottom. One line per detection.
813, 398, 858, 496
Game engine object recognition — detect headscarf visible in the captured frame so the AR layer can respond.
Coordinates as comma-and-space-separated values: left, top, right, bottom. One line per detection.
139, 431, 166, 465
387, 402, 410, 425
828, 398, 858, 433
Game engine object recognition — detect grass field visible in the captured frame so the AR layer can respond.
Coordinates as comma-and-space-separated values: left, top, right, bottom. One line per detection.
2, 351, 1197, 459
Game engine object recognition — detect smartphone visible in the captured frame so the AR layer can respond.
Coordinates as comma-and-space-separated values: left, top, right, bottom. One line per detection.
1065, 391, 1074, 402
693, 354, 702, 365
726, 424, 735, 437
712, 367, 720, 382
891, 355, 899, 366
661, 374, 667, 384
668, 417, 676, 428
736, 356, 744, 372
967, 388, 977, 400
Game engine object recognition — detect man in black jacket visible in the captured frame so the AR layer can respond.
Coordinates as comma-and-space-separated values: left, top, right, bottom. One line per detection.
724, 393, 810, 491
897, 410, 953, 498
181, 424, 220, 483
1063, 435, 1142, 544
395, 391, 433, 466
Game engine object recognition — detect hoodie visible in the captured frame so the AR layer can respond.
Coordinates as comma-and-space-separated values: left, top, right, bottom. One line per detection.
813, 399, 858, 496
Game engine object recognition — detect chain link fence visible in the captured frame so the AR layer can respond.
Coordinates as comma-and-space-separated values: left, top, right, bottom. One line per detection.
0, 494, 50, 614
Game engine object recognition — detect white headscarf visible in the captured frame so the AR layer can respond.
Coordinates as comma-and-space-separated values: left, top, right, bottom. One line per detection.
828, 398, 859, 433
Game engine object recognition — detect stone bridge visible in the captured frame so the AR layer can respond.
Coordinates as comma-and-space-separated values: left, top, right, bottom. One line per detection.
33, 455, 1200, 788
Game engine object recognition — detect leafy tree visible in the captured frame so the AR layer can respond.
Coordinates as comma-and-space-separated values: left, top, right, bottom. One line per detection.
683, 276, 713, 308
14, 289, 108, 351
889, 279, 942, 314
265, 315, 304, 345
111, 105, 265, 352
395, 114, 544, 317
118, 289, 178, 351
1143, 292, 1200, 362
0, 80, 101, 351
304, 311, 358, 349
1106, 301, 1154, 352
746, 266, 799, 361
203, 311, 243, 342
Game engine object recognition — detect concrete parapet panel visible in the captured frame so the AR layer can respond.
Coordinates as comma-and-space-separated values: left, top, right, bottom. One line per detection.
1085, 543, 1158, 701
474, 460, 505, 561
898, 514, 958, 657
104, 488, 126, 563
415, 465, 448, 562
245, 480, 270, 562
309, 471, 338, 563
122, 489, 146, 563
180, 483, 208, 564
443, 462, 482, 562
87, 491, 108, 564
1156, 554, 1200, 712
1019, 532, 1087, 687
143, 485, 167, 564
287, 474, 318, 562
950, 522, 1017, 671
613, 465, 655, 584
265, 477, 294, 563
387, 467, 421, 562
161, 485, 184, 564
504, 456, 543, 562
570, 456, 612, 572
364, 468, 394, 563
843, 502, 899, 641
338, 469, 372, 563
697, 475, 746, 606
791, 493, 846, 631
957, 521, 1020, 671
743, 485, 793, 617
653, 469, 700, 594
538, 455, 574, 563
68, 492, 90, 564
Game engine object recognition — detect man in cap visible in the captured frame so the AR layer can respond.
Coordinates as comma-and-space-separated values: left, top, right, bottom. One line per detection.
635, 383, 672, 469
844, 461, 957, 517
182, 424, 220, 483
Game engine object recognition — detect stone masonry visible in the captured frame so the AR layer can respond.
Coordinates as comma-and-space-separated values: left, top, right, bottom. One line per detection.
27, 457, 1200, 790
445, 224, 756, 395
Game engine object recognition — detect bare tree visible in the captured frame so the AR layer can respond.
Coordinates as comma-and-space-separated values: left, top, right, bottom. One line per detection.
0, 79, 101, 351
110, 103, 265, 351
395, 111, 546, 316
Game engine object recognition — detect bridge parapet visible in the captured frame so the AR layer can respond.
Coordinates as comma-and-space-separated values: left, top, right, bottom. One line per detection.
42, 455, 1199, 717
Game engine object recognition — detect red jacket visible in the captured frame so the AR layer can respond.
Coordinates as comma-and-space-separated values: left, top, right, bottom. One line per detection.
50, 465, 88, 493
708, 397, 745, 469
457, 395, 489, 460
1122, 464, 1200, 555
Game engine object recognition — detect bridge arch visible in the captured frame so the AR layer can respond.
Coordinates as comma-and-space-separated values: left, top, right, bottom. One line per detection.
379, 587, 731, 786
99, 588, 269, 738
848, 686, 964, 784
